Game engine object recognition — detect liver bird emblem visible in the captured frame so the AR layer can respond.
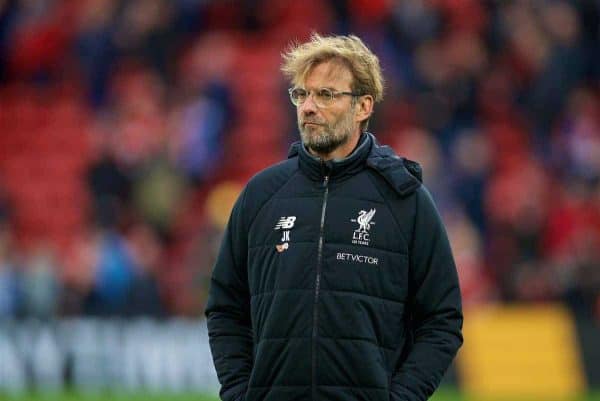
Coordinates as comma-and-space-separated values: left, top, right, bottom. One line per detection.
355, 209, 376, 232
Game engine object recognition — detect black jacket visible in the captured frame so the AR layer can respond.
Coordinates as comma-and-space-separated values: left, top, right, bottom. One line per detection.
205, 133, 463, 401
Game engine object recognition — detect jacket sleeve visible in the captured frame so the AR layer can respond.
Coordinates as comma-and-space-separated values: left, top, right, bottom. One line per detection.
390, 186, 463, 401
205, 189, 253, 401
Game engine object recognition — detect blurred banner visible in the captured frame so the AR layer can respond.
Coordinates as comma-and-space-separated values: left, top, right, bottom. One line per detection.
458, 305, 586, 400
0, 319, 219, 394
0, 308, 598, 396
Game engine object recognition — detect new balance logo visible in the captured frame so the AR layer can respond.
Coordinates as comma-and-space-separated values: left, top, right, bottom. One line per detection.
274, 216, 296, 230
274, 216, 296, 253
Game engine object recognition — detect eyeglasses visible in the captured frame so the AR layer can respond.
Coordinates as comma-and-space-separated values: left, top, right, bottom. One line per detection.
288, 87, 363, 108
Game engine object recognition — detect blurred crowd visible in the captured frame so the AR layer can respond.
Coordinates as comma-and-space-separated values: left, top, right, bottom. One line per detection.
0, 0, 599, 321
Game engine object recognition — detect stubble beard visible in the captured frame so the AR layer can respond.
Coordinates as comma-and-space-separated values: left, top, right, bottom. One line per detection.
299, 110, 356, 156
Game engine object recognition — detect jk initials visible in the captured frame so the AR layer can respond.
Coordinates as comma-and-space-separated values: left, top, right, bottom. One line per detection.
281, 230, 290, 242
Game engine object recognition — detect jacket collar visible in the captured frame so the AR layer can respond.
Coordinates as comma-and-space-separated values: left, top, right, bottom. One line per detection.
288, 133, 373, 182
288, 132, 423, 196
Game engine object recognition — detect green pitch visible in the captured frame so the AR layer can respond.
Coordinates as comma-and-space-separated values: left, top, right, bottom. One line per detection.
0, 393, 218, 401
2, 389, 600, 401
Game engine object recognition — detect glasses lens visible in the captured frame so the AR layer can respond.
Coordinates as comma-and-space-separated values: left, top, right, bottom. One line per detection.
290, 88, 307, 106
315, 88, 334, 107
289, 88, 340, 107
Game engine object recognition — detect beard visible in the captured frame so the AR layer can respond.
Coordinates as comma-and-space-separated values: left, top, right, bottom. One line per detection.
299, 109, 356, 156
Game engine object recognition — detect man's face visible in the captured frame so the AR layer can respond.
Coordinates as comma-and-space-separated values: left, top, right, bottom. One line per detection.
296, 61, 360, 156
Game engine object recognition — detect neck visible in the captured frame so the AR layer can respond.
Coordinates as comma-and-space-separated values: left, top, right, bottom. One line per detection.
310, 130, 362, 161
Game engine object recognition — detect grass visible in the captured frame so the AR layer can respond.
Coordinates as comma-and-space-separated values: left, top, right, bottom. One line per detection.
2, 388, 599, 401
0, 392, 218, 401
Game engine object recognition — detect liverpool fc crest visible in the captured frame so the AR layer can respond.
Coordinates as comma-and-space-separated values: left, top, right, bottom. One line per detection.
350, 209, 376, 246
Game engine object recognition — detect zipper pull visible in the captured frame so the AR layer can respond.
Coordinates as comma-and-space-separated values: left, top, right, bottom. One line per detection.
322, 175, 329, 188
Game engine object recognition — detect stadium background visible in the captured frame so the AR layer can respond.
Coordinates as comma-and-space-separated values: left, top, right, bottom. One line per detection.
0, 0, 599, 400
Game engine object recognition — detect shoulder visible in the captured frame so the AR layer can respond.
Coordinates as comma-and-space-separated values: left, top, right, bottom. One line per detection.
245, 158, 298, 196
238, 158, 298, 220
365, 136, 422, 198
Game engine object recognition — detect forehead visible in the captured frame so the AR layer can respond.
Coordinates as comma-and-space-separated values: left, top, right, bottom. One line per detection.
301, 60, 353, 90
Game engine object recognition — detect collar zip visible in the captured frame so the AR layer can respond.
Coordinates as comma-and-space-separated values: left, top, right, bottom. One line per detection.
320, 160, 332, 181
294, 133, 373, 183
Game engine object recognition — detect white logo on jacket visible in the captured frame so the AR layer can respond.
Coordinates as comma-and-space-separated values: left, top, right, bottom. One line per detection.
274, 216, 296, 230
274, 216, 296, 252
351, 209, 376, 246
337, 252, 378, 265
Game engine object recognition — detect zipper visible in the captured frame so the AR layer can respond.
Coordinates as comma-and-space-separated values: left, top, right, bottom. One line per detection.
312, 173, 329, 401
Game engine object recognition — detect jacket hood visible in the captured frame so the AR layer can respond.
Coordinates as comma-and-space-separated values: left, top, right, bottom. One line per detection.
365, 136, 422, 197
288, 132, 422, 196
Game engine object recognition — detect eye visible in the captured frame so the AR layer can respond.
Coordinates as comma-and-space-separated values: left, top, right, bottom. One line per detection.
316, 88, 333, 102
291, 88, 307, 100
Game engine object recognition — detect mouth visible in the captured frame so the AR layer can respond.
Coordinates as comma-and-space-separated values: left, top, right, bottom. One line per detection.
303, 122, 323, 127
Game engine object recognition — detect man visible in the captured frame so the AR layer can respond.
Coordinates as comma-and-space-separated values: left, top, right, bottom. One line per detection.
205, 34, 463, 401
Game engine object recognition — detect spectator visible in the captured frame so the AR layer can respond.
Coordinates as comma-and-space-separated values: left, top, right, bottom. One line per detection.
0, 221, 21, 318
84, 228, 135, 316
20, 242, 60, 319
124, 222, 166, 317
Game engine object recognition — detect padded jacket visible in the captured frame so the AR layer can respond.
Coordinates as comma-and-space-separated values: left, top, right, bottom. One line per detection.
205, 133, 463, 401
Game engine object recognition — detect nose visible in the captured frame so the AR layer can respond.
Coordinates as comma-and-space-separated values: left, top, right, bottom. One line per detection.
298, 92, 318, 115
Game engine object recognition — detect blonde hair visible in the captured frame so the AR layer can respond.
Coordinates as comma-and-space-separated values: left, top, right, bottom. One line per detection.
281, 33, 385, 103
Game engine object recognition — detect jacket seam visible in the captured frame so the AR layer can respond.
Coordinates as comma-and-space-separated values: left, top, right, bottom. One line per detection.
248, 241, 407, 255
324, 241, 408, 256
250, 288, 406, 305
247, 384, 389, 389
364, 171, 410, 254
248, 240, 317, 250
408, 188, 420, 281
254, 337, 397, 353
247, 168, 302, 234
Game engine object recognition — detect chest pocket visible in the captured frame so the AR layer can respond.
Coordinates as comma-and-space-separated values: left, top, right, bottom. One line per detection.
321, 197, 409, 302
247, 196, 323, 296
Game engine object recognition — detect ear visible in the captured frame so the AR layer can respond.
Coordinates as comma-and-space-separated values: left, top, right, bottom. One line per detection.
354, 95, 374, 125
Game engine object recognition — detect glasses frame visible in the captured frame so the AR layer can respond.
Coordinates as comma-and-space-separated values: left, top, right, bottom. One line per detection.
288, 87, 363, 108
